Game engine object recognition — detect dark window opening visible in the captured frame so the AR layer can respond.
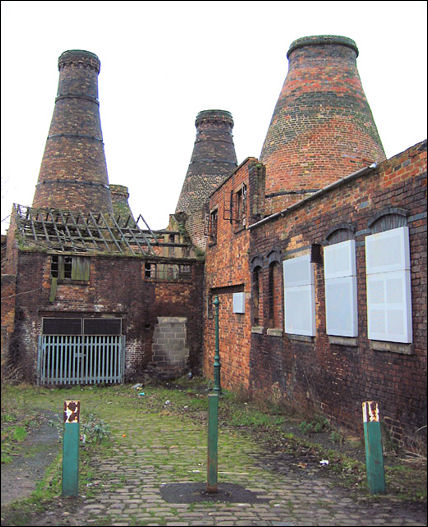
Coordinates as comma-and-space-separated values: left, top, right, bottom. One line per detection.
209, 209, 218, 243
234, 184, 247, 230
144, 262, 154, 278
252, 266, 261, 326
268, 262, 282, 328
50, 255, 89, 281
144, 262, 192, 281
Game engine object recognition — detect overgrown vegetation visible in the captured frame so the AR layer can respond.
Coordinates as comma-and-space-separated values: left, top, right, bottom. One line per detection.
1, 375, 426, 526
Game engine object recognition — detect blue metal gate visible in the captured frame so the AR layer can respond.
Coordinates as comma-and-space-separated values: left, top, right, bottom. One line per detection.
37, 334, 125, 385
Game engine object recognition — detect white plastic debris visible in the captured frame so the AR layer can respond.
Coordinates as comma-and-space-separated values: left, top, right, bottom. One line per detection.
165, 400, 171, 405
320, 459, 329, 465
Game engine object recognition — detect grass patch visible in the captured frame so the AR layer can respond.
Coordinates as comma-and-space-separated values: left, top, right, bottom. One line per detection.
1, 375, 426, 527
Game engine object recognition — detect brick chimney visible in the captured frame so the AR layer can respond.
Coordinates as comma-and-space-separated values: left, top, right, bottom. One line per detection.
110, 184, 136, 225
175, 109, 238, 249
32, 50, 113, 214
260, 35, 386, 212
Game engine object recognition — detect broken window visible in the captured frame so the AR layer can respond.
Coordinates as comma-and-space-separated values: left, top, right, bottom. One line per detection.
143, 262, 192, 281
234, 184, 247, 230
50, 255, 90, 281
209, 208, 218, 243
144, 262, 155, 278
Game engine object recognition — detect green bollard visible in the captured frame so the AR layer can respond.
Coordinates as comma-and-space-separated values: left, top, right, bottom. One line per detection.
213, 296, 221, 395
362, 401, 386, 494
207, 393, 219, 493
62, 400, 80, 497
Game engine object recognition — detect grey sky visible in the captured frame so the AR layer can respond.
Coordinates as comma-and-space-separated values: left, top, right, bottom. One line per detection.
1, 1, 427, 232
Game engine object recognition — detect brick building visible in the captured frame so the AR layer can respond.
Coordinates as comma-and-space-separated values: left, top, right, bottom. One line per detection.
202, 36, 426, 448
1, 37, 426, 447
1, 49, 205, 385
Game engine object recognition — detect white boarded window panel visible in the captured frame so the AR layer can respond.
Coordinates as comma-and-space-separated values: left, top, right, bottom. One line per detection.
283, 255, 315, 336
325, 277, 358, 337
366, 270, 412, 343
365, 226, 410, 273
324, 240, 358, 337
283, 253, 314, 287
365, 226, 412, 344
324, 240, 356, 279
233, 292, 245, 314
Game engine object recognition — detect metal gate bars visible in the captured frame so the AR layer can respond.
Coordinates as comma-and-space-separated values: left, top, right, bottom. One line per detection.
37, 335, 125, 385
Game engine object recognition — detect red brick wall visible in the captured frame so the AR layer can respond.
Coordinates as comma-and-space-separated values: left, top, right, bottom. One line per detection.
249, 140, 427, 444
8, 252, 203, 382
203, 159, 258, 389
260, 37, 386, 216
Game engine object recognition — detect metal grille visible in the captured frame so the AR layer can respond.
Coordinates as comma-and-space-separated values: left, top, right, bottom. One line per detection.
37, 335, 125, 385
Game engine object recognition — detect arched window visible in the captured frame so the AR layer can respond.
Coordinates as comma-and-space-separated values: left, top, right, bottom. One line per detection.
251, 256, 264, 327
267, 250, 282, 329
365, 209, 412, 343
252, 266, 262, 326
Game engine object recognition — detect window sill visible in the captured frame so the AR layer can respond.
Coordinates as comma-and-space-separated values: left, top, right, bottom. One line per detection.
251, 326, 264, 334
56, 279, 89, 286
369, 340, 414, 355
287, 334, 314, 344
267, 328, 283, 337
328, 336, 358, 347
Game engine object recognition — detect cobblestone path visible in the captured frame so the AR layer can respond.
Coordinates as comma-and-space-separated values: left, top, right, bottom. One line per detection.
30, 411, 426, 526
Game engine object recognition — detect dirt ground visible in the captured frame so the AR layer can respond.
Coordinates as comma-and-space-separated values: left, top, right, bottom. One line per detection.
1, 410, 60, 507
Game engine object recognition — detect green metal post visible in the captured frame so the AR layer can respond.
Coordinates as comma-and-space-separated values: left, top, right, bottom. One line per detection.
213, 295, 221, 395
62, 400, 80, 497
207, 393, 219, 493
362, 401, 386, 494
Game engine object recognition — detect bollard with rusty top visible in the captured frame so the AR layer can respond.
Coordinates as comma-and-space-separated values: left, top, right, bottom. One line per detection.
362, 401, 386, 494
62, 400, 80, 496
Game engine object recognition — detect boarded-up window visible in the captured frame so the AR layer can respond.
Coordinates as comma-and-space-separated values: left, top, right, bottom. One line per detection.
42, 318, 122, 335
324, 240, 358, 337
365, 226, 412, 343
51, 255, 90, 281
84, 318, 122, 335
43, 318, 82, 335
283, 253, 315, 336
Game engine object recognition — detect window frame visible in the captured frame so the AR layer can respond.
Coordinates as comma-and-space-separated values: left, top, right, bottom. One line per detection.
365, 225, 412, 344
323, 239, 358, 337
283, 253, 316, 337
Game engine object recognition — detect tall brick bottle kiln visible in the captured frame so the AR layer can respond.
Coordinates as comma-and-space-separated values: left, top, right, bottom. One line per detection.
32, 50, 113, 214
175, 109, 238, 249
260, 35, 386, 213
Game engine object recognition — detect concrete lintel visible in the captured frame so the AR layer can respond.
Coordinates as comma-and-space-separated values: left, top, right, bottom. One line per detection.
370, 340, 414, 355
329, 336, 358, 347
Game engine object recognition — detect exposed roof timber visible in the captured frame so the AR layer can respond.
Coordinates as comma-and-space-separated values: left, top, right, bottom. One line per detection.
13, 205, 190, 256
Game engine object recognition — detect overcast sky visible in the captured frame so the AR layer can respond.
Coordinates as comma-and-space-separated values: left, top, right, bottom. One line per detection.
1, 1, 427, 233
